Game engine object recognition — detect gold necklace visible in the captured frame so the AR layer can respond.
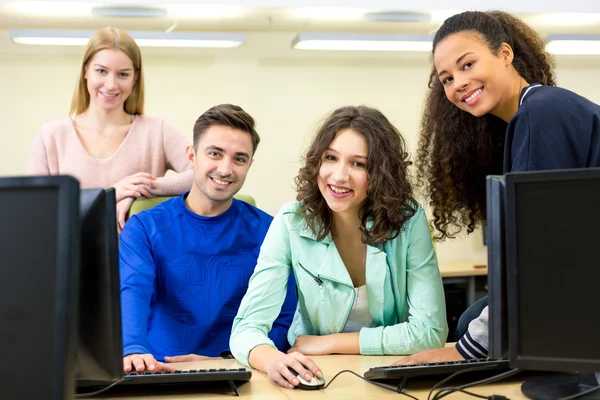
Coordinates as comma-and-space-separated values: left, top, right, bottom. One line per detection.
95, 115, 133, 141
98, 129, 113, 141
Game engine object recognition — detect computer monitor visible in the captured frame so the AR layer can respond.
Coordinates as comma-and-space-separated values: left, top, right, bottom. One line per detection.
76, 188, 123, 385
503, 168, 600, 398
486, 176, 509, 359
0, 176, 80, 400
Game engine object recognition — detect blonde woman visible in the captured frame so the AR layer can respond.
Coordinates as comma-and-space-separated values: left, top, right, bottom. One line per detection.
27, 27, 192, 231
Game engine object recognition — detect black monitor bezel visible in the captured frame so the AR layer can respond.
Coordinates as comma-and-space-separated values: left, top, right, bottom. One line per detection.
103, 188, 123, 380
75, 188, 123, 383
0, 175, 80, 400
505, 167, 600, 372
486, 175, 508, 359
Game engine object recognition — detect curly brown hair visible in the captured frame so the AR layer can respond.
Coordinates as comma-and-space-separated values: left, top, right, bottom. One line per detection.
416, 10, 556, 241
295, 106, 417, 245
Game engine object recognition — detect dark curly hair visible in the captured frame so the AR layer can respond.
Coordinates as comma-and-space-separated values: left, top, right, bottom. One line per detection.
416, 10, 556, 241
295, 106, 417, 245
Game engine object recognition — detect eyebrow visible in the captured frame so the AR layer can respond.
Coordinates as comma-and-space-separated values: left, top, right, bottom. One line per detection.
325, 147, 367, 159
206, 145, 250, 159
437, 52, 475, 78
93, 63, 133, 72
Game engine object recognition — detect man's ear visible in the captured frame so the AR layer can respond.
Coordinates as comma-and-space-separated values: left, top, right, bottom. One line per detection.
186, 145, 195, 168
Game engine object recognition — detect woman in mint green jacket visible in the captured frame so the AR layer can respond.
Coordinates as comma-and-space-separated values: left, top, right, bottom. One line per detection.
230, 106, 447, 389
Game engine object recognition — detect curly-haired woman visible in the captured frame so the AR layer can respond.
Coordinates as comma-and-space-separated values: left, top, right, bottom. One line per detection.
418, 10, 600, 242
396, 10, 600, 366
230, 105, 448, 388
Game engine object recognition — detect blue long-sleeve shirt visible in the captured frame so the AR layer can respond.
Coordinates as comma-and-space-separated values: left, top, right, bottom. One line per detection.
119, 194, 297, 360
458, 84, 600, 359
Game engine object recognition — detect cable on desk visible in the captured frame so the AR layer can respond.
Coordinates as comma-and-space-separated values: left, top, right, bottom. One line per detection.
426, 363, 513, 400
75, 380, 123, 398
323, 369, 418, 400
434, 388, 489, 399
430, 368, 521, 400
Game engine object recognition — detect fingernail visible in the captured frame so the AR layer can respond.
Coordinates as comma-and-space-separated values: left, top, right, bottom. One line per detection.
305, 373, 311, 380
148, 364, 155, 371
316, 370, 323, 378
293, 379, 299, 385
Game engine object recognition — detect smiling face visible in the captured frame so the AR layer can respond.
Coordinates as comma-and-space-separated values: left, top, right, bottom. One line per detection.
434, 32, 516, 119
187, 124, 253, 209
84, 48, 136, 113
317, 128, 369, 216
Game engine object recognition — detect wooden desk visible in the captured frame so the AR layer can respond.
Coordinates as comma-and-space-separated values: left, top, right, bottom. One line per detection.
92, 355, 531, 400
438, 260, 487, 306
262, 355, 529, 400
438, 260, 488, 278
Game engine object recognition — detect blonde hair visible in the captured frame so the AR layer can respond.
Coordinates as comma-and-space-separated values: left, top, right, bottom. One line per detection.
69, 27, 144, 115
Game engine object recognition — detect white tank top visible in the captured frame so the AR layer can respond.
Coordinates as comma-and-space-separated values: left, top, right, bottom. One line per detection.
342, 285, 375, 333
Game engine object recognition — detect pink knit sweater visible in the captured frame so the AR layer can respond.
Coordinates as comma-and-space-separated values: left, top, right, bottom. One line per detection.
26, 115, 192, 193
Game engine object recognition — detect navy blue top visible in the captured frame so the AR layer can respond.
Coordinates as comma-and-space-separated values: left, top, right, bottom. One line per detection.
458, 85, 600, 360
504, 84, 600, 173
120, 194, 297, 360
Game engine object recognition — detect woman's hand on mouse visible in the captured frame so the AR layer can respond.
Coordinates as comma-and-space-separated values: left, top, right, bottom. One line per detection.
249, 345, 323, 389
268, 351, 323, 389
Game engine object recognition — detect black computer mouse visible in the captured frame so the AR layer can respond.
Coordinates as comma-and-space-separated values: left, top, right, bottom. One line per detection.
288, 367, 326, 390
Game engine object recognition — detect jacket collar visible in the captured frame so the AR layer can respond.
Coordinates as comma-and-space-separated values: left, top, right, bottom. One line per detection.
298, 224, 387, 288
298, 218, 375, 245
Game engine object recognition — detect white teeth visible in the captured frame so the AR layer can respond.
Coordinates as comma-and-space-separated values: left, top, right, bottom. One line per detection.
101, 92, 118, 97
465, 88, 482, 102
212, 178, 230, 185
330, 185, 350, 194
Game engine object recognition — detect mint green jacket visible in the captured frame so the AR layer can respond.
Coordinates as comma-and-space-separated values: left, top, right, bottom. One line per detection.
230, 201, 447, 366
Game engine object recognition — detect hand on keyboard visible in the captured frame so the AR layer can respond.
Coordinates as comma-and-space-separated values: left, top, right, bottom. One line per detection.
391, 346, 463, 366
164, 354, 222, 363
123, 353, 177, 373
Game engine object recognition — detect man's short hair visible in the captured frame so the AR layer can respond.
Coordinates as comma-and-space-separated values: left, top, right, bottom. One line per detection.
193, 104, 260, 155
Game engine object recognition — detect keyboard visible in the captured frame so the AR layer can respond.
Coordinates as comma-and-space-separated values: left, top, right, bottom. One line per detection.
364, 358, 509, 381
77, 367, 252, 391
119, 367, 252, 386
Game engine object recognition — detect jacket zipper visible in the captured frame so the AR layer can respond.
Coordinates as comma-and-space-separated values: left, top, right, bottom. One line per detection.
298, 262, 325, 303
298, 262, 356, 328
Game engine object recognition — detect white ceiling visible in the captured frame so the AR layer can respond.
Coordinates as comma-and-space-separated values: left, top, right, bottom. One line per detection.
0, 2, 599, 60
2, 2, 600, 33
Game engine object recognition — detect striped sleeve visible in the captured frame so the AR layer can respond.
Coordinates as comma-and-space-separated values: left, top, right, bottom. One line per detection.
456, 306, 489, 359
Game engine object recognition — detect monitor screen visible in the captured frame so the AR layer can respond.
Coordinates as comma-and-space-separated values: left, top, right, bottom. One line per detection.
0, 176, 80, 400
505, 168, 600, 373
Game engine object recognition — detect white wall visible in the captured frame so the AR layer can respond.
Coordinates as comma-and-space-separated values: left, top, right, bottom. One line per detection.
1, 43, 599, 262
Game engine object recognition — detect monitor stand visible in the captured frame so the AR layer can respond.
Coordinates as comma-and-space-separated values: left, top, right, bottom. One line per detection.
521, 372, 600, 400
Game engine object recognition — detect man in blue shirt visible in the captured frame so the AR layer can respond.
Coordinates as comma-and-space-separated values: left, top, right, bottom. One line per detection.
120, 104, 297, 372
